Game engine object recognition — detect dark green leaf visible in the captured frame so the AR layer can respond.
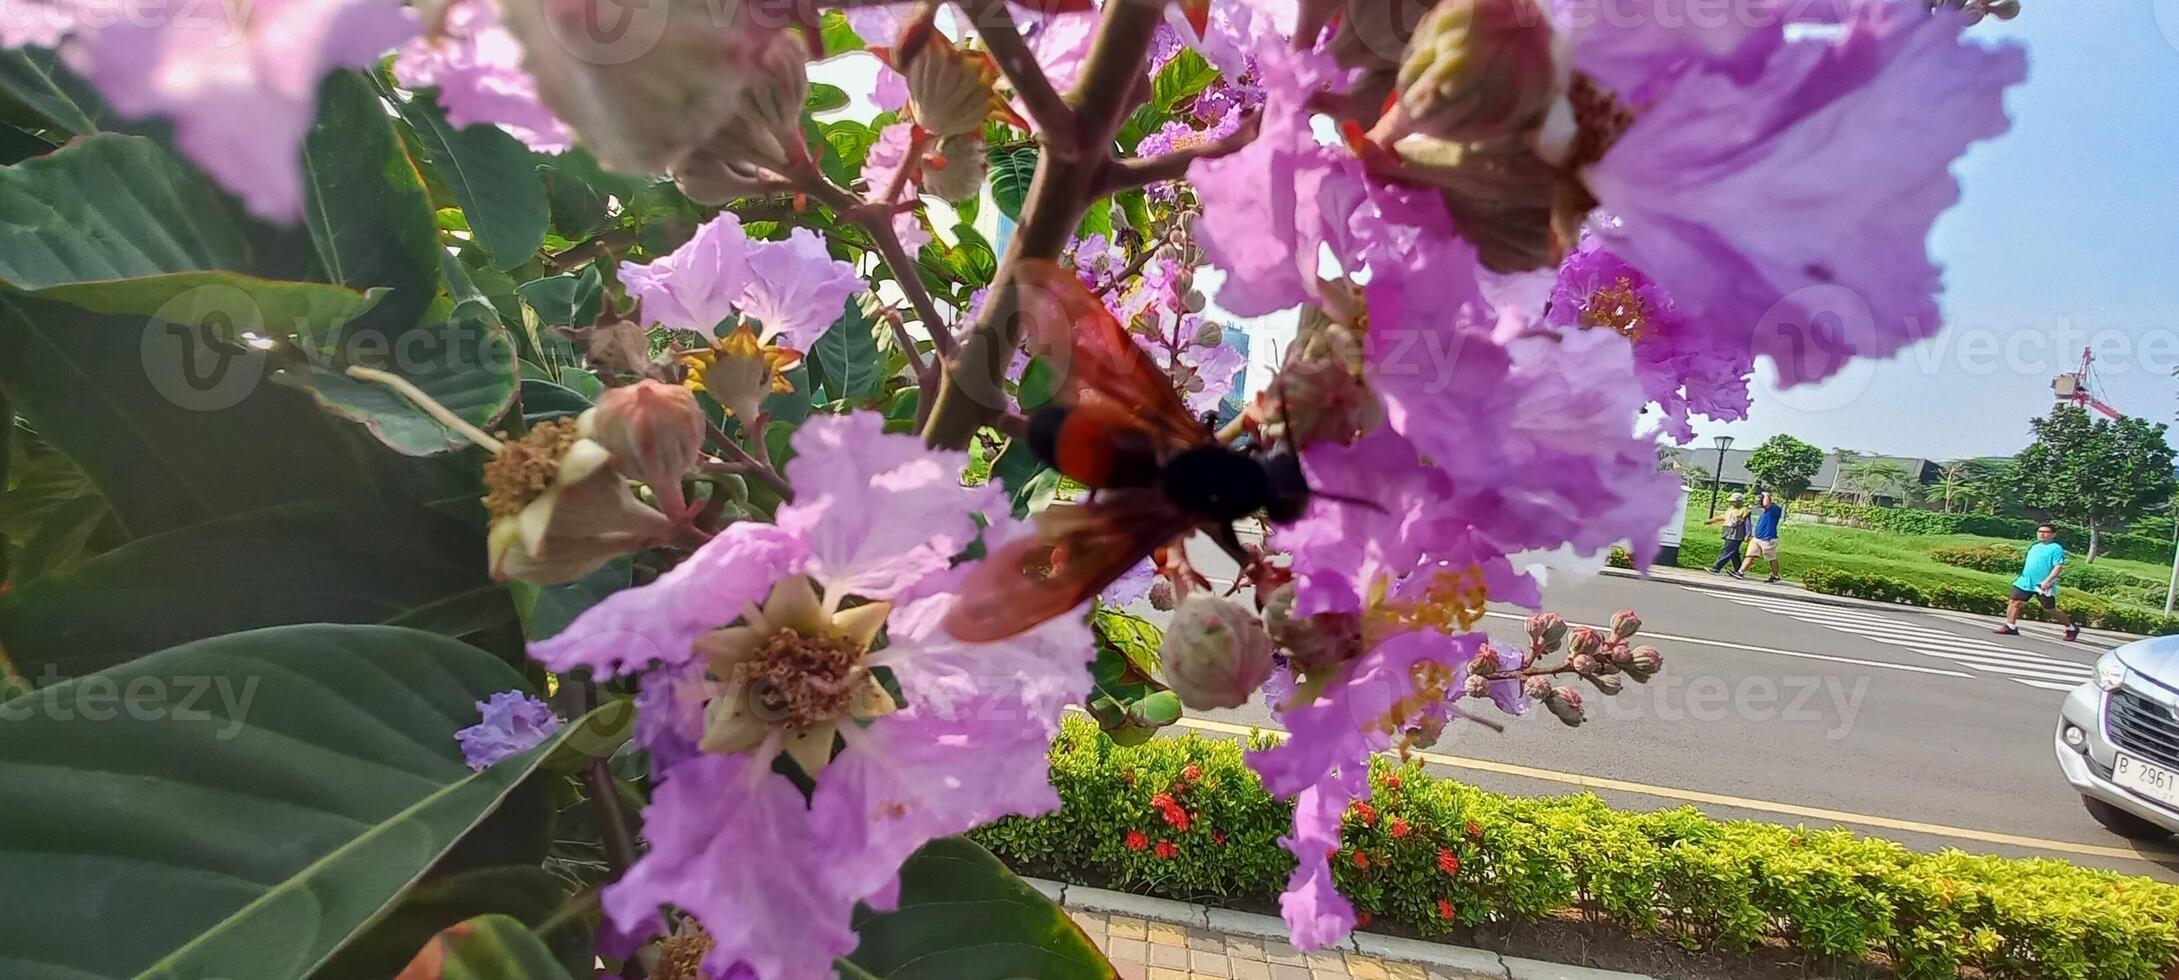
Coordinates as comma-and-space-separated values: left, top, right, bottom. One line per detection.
0, 133, 246, 289
277, 314, 521, 456
316, 872, 576, 980
0, 295, 379, 536
764, 363, 815, 424
1017, 356, 1057, 412
988, 145, 1037, 220
808, 82, 852, 113
541, 161, 611, 242
845, 838, 1115, 980
0, 123, 56, 164
0, 499, 506, 680
0, 624, 582, 979
520, 557, 631, 641
812, 305, 881, 402
519, 378, 594, 421
990, 438, 1043, 499
394, 90, 551, 270
0, 47, 103, 133
7, 492, 109, 585
519, 269, 606, 327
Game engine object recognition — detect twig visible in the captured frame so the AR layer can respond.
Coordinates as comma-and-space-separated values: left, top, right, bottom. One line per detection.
881, 307, 934, 380
584, 758, 639, 880
706, 421, 795, 502
343, 365, 505, 452
1102, 110, 1263, 192
919, 0, 1168, 450
1094, 239, 1167, 297
958, 0, 1076, 145
545, 228, 638, 273
802, 175, 957, 359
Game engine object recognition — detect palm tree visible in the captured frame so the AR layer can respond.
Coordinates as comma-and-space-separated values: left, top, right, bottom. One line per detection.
1841, 460, 1911, 506
1937, 460, 1971, 513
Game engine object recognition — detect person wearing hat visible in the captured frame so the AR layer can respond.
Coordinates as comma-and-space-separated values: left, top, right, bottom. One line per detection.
1704, 492, 1752, 576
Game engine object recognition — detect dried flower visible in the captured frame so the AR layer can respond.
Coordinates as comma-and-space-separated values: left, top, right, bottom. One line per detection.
482, 416, 673, 585
588, 380, 706, 515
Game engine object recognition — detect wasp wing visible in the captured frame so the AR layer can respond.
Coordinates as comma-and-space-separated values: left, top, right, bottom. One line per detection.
1012, 259, 1209, 456
942, 492, 1193, 643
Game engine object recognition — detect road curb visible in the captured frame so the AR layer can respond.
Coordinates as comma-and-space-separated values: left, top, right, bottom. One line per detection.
1037, 879, 1656, 979
1599, 566, 2140, 647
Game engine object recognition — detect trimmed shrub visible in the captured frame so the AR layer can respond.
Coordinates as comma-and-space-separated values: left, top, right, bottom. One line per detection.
982, 719, 2179, 979
1803, 569, 2179, 636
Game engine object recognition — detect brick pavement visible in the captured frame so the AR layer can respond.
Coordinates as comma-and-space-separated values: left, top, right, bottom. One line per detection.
1068, 907, 1498, 980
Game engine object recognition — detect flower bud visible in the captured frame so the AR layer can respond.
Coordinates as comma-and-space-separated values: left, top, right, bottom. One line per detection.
903, 33, 998, 137
588, 380, 706, 515
483, 417, 673, 585
1568, 625, 1603, 658
1149, 578, 1177, 612
1524, 612, 1566, 649
1544, 686, 1584, 727
1569, 653, 1597, 675
920, 131, 987, 203
1471, 644, 1502, 675
1160, 595, 1278, 710
671, 30, 811, 191
1386, 0, 1557, 144
1522, 675, 1552, 700
1586, 672, 1623, 696
1463, 673, 1490, 699
1194, 320, 1227, 346
1628, 644, 1663, 676
1609, 609, 1641, 639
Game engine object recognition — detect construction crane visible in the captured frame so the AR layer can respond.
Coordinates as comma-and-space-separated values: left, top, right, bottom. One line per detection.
2052, 347, 2126, 420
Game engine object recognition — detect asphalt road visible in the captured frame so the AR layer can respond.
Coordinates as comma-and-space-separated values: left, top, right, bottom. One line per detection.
1120, 542, 2179, 882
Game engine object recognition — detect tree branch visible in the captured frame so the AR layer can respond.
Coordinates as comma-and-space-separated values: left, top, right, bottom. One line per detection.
584, 758, 639, 880
707, 420, 795, 502
959, 0, 1076, 147
920, 0, 1168, 450
803, 175, 957, 359
1101, 110, 1262, 192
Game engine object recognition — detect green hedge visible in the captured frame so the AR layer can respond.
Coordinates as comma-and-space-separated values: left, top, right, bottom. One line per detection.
1800, 568, 2179, 636
980, 719, 2179, 979
1931, 545, 2169, 607
1683, 490, 2170, 562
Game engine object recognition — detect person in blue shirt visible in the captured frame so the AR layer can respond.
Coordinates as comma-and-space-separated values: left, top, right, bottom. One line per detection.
1737, 490, 1786, 583
1995, 523, 2080, 641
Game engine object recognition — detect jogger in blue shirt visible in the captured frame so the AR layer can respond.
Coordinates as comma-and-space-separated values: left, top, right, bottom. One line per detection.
1994, 523, 2079, 641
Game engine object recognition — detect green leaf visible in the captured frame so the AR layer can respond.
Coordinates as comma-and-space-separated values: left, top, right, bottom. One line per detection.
0, 123, 56, 164
1117, 189, 1153, 238
0, 624, 579, 980
1017, 356, 1057, 412
844, 838, 1115, 980
394, 90, 551, 271
0, 133, 246, 289
763, 363, 815, 424
0, 47, 103, 133
812, 305, 881, 402
519, 378, 594, 422
385, 915, 577, 980
988, 145, 1038, 220
7, 492, 109, 585
25, 271, 385, 339
291, 72, 518, 455
1076, 198, 1113, 241
808, 82, 852, 113
0, 499, 506, 680
820, 10, 867, 56
318, 875, 576, 980
990, 438, 1043, 499
521, 557, 630, 641
0, 295, 380, 536
540, 161, 611, 242
1127, 689, 1183, 727
518, 269, 606, 327
822, 119, 883, 176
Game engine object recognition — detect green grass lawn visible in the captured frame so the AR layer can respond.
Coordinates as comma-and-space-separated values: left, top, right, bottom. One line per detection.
1672, 506, 2172, 612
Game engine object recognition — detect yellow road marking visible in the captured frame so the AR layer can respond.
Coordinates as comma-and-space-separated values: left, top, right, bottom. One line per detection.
1158, 714, 2179, 866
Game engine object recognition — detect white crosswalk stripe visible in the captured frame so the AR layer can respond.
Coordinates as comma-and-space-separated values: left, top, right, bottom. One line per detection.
1680, 586, 2097, 692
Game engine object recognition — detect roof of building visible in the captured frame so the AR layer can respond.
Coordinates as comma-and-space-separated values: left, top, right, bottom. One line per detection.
1666, 447, 1943, 491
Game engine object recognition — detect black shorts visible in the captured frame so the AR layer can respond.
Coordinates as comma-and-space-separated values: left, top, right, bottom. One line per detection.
2010, 586, 2056, 609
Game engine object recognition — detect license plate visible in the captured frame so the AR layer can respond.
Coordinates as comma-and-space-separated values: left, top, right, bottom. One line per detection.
2113, 753, 2179, 808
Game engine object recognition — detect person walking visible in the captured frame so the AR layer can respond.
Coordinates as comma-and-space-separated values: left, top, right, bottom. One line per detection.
1705, 492, 1751, 576
1995, 522, 2081, 641
1739, 490, 1786, 583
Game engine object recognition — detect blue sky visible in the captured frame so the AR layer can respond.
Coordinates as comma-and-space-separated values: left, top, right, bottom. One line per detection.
1686, 4, 2179, 460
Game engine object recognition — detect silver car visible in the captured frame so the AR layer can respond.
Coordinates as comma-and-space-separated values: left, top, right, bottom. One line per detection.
2056, 636, 2179, 839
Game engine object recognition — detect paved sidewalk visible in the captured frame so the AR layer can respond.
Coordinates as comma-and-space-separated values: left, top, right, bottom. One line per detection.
1602, 564, 2141, 648
1034, 880, 1647, 980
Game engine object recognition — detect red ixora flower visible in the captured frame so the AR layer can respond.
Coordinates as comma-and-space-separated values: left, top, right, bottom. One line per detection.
1126, 829, 1149, 852
1436, 898, 1455, 920
1351, 801, 1379, 826
1183, 763, 1203, 782
1155, 840, 1179, 860
1212, 830, 1227, 845
1438, 849, 1460, 876
1389, 818, 1411, 839
1352, 849, 1370, 870
1383, 774, 1402, 790
1150, 792, 1192, 832
1356, 911, 1373, 928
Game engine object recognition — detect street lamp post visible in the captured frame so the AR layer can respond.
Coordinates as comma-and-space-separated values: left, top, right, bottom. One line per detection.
1708, 435, 1734, 518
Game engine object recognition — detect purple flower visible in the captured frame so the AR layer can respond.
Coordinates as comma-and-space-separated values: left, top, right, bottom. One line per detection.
1099, 559, 1158, 606
456, 691, 563, 770
394, 0, 572, 153
622, 213, 753, 335
1549, 234, 1751, 442
532, 413, 1094, 979
1182, 341, 1250, 414
57, 0, 418, 221
1, 0, 76, 49
1189, 39, 1345, 317
861, 121, 917, 204
1579, 0, 2025, 388
741, 229, 864, 349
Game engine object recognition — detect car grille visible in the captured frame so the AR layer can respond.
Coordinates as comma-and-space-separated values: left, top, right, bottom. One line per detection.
2108, 689, 2179, 771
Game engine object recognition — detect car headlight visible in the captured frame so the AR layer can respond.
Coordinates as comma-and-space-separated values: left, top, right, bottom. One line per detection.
2096, 652, 2128, 693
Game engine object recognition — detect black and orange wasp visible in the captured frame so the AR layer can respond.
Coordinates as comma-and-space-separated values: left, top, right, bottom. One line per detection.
942, 260, 1315, 643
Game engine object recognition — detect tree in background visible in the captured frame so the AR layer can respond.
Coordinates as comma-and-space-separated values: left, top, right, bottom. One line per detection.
1938, 460, 1972, 512
2016, 406, 2177, 560
1841, 459, 1912, 506
1746, 435, 1825, 500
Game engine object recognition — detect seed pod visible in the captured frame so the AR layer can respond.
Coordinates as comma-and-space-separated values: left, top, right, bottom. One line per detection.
1149, 578, 1178, 612
920, 131, 987, 203
1161, 595, 1278, 710
1387, 0, 1557, 144
588, 380, 707, 514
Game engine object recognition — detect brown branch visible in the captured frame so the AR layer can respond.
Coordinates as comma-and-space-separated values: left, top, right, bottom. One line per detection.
1094, 239, 1167, 297
919, 0, 1168, 450
1102, 110, 1263, 192
706, 420, 795, 502
958, 0, 1076, 147
546, 228, 638, 273
584, 758, 639, 879
803, 175, 957, 359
